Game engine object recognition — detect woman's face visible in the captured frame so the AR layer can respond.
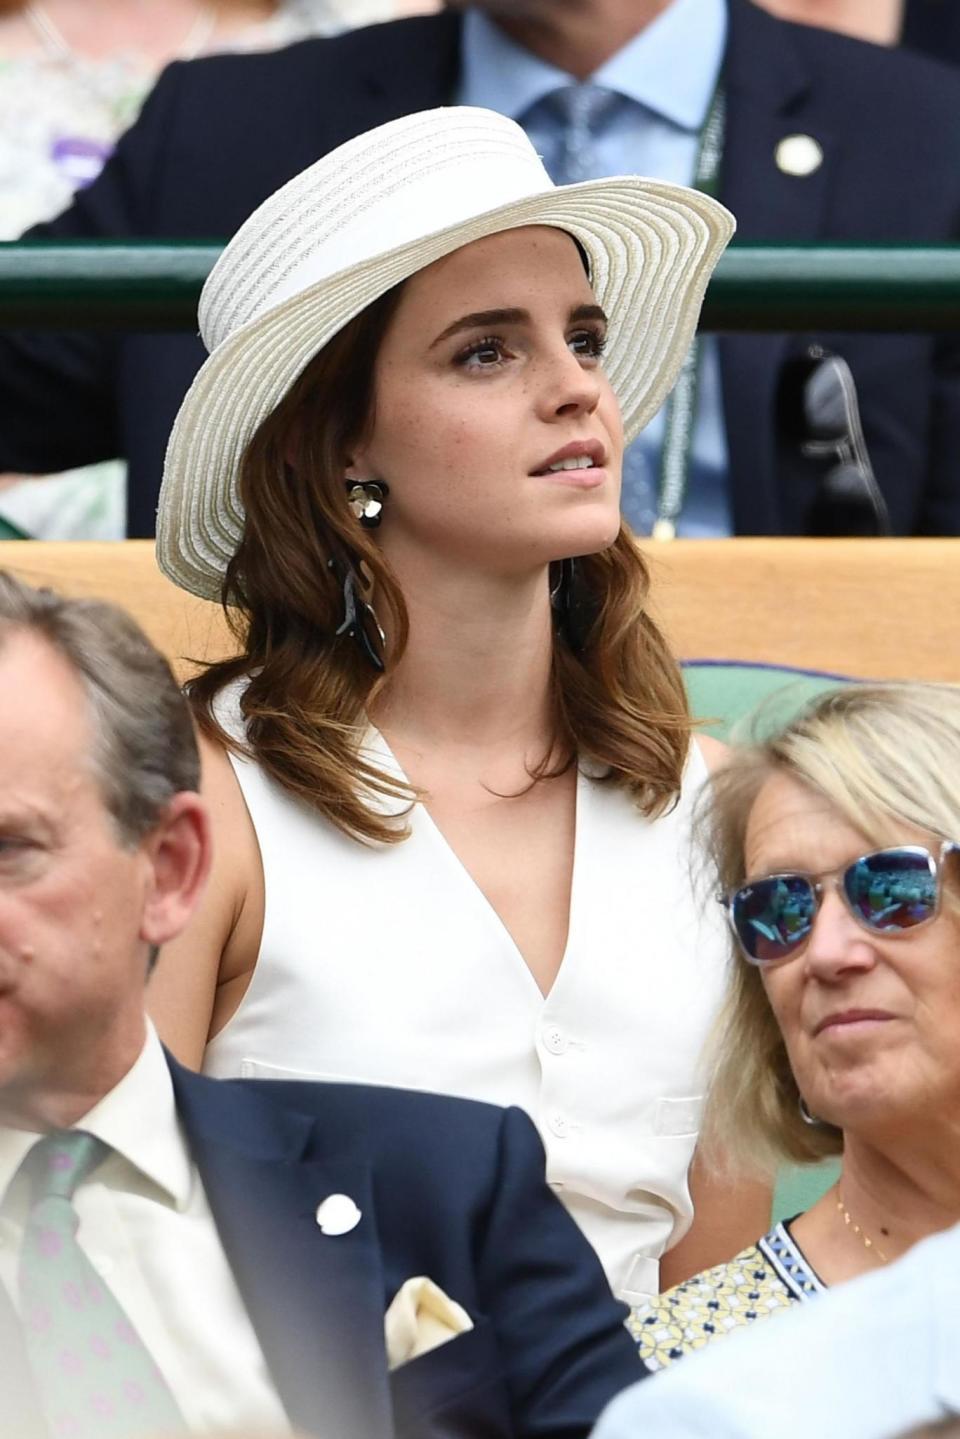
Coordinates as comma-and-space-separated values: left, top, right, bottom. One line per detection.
348, 225, 624, 576
744, 771, 960, 1139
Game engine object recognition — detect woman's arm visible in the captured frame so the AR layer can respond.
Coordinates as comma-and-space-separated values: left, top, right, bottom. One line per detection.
147, 733, 263, 1069
664, 737, 769, 1284
695, 732, 730, 772
659, 1153, 773, 1289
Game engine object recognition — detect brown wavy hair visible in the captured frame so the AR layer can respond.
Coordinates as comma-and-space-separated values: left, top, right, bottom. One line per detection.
189, 282, 692, 844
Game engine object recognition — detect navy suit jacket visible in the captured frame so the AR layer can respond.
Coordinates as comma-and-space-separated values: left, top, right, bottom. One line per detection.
0, 1061, 642, 1439
903, 0, 960, 65
3, 0, 960, 535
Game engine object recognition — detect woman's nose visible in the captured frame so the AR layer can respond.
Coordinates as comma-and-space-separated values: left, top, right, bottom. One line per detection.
539, 346, 603, 419
803, 887, 878, 979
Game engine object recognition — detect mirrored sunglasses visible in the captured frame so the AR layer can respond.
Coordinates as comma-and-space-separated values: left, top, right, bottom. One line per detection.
723, 842, 960, 966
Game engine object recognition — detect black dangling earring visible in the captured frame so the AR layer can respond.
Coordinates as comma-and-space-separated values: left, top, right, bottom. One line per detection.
550, 557, 595, 656
327, 555, 386, 672
345, 479, 389, 528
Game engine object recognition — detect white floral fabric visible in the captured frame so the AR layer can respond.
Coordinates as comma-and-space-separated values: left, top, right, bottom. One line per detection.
0, 0, 390, 538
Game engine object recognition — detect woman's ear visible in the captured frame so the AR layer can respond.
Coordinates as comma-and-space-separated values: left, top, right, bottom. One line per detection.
344, 451, 374, 483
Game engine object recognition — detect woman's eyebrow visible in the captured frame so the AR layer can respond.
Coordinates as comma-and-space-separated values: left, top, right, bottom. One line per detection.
571, 303, 608, 326
429, 308, 528, 348
430, 302, 608, 350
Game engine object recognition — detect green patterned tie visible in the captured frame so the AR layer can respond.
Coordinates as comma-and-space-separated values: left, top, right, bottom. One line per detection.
18, 1130, 188, 1439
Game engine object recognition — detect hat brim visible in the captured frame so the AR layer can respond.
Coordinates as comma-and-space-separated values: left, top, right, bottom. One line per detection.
157, 176, 734, 600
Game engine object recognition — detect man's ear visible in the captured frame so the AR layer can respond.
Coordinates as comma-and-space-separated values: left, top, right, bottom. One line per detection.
138, 793, 212, 949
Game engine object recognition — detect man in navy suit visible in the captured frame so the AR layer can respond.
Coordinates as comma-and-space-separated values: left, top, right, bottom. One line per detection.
0, 570, 642, 1439
2, 0, 960, 536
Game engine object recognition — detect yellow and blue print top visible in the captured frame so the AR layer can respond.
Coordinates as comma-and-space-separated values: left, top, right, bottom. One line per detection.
629, 1221, 826, 1370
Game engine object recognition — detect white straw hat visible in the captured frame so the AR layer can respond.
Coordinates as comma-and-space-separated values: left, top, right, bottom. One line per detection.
157, 106, 735, 599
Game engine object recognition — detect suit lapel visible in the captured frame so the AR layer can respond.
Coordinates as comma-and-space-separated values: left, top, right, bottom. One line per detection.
171, 1062, 393, 1439
722, 0, 833, 241
720, 0, 835, 531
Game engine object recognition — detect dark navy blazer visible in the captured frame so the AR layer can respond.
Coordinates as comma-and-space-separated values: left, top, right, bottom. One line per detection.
0, 1061, 642, 1439
4, 0, 960, 535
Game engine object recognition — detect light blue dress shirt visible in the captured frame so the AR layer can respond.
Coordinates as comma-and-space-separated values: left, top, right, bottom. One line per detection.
458, 0, 732, 536
593, 1221, 960, 1439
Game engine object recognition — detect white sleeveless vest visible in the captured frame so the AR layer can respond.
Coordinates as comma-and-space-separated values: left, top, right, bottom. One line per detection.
204, 684, 730, 1303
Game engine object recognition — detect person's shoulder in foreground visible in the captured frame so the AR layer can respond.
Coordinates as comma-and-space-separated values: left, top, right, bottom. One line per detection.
593, 1221, 960, 1439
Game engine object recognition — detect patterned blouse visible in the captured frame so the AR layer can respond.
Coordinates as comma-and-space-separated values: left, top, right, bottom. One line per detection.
628, 1221, 826, 1371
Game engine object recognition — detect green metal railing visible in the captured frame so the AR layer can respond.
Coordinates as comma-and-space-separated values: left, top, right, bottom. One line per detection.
1, 240, 960, 331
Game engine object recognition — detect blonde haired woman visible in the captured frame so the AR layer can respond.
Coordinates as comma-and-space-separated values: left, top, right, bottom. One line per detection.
633, 683, 960, 1365
147, 105, 770, 1303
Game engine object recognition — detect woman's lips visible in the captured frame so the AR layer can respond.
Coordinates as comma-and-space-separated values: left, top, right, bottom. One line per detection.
813, 1009, 897, 1037
540, 465, 607, 489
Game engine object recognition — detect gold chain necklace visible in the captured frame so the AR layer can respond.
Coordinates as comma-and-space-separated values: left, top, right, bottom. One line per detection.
836, 1190, 890, 1265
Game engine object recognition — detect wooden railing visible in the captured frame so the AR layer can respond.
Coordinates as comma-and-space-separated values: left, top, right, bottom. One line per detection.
3, 538, 958, 684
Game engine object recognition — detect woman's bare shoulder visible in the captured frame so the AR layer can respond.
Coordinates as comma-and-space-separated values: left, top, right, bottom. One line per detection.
148, 728, 264, 1067
694, 732, 731, 774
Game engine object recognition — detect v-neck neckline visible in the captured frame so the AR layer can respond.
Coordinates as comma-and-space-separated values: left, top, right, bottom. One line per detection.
364, 726, 585, 1005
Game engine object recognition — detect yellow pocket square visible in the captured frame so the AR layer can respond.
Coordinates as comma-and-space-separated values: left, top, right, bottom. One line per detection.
384, 1276, 474, 1369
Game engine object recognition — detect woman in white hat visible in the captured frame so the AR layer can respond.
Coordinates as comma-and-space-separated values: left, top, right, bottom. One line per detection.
150, 106, 769, 1305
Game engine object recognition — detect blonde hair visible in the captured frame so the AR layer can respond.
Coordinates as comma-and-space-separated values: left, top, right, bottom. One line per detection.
190, 284, 691, 843
701, 681, 960, 1175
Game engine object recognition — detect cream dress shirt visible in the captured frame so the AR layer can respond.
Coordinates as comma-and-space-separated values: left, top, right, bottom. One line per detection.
0, 1024, 290, 1433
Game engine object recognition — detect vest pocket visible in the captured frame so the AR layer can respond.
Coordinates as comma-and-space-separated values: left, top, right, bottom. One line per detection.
652, 1095, 703, 1137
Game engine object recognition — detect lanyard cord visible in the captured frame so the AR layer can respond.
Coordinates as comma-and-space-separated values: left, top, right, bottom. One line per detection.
652, 85, 726, 540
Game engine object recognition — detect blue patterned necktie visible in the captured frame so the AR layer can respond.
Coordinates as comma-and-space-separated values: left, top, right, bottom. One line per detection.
17, 1129, 188, 1439
547, 84, 620, 186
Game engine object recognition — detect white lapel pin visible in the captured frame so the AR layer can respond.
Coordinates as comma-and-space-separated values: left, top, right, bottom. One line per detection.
316, 1193, 362, 1236
775, 134, 824, 177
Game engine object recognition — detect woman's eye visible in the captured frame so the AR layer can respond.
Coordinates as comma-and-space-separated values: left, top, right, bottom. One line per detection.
455, 337, 511, 369
569, 329, 608, 360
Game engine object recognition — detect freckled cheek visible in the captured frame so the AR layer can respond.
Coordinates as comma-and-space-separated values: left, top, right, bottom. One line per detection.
389, 410, 518, 496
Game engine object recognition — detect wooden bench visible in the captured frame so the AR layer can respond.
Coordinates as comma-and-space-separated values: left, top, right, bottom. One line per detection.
2, 537, 958, 682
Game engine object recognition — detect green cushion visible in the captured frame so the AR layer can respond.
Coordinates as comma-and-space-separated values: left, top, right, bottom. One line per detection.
683, 660, 853, 743
682, 661, 852, 1224
772, 1160, 840, 1224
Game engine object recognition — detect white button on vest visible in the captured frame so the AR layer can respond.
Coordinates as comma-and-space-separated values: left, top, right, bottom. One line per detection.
542, 1025, 568, 1055
549, 1112, 570, 1138
775, 134, 824, 177
315, 1193, 362, 1236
